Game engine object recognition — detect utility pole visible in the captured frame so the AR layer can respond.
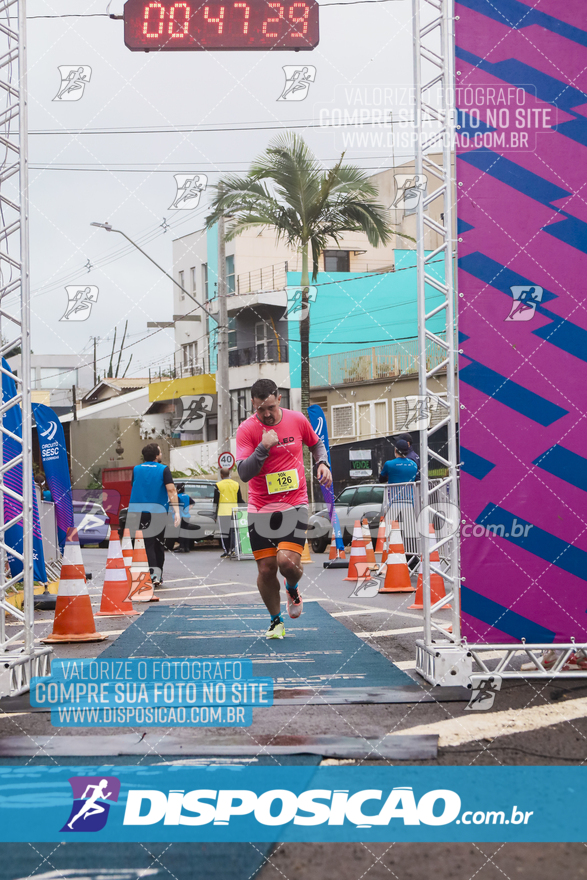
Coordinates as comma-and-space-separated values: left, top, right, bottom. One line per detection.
92, 336, 98, 386
216, 204, 231, 455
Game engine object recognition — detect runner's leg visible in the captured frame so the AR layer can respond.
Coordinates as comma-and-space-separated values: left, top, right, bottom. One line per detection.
256, 556, 281, 616
276, 548, 303, 587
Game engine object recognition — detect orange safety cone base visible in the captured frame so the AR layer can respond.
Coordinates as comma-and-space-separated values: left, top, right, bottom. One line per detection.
408, 573, 451, 609
300, 541, 313, 564
42, 596, 107, 643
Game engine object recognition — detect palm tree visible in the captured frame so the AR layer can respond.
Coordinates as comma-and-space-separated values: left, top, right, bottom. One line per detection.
206, 133, 395, 473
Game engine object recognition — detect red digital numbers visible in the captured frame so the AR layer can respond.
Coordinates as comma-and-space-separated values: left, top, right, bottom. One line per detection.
289, 1, 309, 36
262, 3, 283, 38
125, 0, 318, 49
233, 1, 250, 34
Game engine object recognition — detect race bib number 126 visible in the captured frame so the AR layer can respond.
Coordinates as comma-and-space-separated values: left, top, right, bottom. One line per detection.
265, 469, 300, 494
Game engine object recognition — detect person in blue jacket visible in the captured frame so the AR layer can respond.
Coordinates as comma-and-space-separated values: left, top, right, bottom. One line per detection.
379, 438, 418, 484
128, 443, 180, 586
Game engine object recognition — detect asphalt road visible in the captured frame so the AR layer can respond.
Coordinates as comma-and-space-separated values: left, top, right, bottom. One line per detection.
2, 543, 586, 880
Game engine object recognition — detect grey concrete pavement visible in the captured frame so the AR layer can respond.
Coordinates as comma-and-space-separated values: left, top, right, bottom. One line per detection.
2, 544, 587, 768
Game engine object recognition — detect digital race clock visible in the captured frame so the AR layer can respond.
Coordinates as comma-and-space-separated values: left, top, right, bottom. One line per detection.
123, 0, 319, 51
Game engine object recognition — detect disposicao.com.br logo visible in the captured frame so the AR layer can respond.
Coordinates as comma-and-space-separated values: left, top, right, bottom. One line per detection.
61, 776, 121, 832
122, 786, 533, 829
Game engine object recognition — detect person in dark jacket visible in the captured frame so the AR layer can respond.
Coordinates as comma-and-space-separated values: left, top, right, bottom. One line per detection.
127, 443, 180, 586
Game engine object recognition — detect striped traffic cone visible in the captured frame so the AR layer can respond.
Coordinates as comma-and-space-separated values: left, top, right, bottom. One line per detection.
42, 528, 107, 643
409, 522, 450, 609
374, 517, 386, 555
379, 521, 413, 593
328, 532, 346, 561
121, 528, 134, 581
300, 540, 313, 564
97, 533, 139, 617
361, 517, 378, 570
127, 530, 157, 603
344, 520, 368, 581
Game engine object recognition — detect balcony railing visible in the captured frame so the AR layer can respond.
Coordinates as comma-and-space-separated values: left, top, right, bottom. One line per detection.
228, 345, 288, 368
234, 262, 289, 295
309, 334, 448, 387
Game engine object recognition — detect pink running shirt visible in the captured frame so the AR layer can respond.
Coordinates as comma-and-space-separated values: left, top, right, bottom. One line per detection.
236, 408, 319, 511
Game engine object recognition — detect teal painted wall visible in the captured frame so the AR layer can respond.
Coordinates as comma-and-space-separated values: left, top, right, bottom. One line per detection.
286, 249, 446, 388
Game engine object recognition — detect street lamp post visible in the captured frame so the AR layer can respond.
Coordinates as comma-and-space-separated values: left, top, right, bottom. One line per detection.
90, 221, 230, 445
216, 209, 231, 456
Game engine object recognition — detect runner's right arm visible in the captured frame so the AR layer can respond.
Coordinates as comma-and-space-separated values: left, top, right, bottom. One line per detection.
236, 444, 270, 482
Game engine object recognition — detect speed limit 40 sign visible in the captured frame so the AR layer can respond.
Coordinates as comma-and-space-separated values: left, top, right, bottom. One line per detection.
218, 451, 235, 470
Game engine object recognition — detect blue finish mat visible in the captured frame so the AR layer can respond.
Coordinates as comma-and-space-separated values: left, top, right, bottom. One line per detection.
102, 602, 413, 689
0, 842, 272, 880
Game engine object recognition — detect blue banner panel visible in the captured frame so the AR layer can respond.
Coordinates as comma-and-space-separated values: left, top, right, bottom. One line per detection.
0, 766, 582, 842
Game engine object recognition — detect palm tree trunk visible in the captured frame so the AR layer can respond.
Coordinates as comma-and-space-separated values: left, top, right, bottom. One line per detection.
299, 243, 312, 491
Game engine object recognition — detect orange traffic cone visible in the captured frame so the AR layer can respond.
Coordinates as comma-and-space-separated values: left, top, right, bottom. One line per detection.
409, 523, 450, 609
328, 532, 346, 561
345, 520, 369, 581
301, 540, 313, 564
121, 527, 134, 578
361, 517, 377, 569
127, 530, 157, 603
374, 517, 386, 555
42, 528, 107, 643
381, 535, 389, 567
97, 533, 140, 617
379, 521, 413, 593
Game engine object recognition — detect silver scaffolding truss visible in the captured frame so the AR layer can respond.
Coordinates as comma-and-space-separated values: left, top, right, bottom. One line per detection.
411, 0, 587, 684
412, 0, 464, 684
0, 0, 51, 695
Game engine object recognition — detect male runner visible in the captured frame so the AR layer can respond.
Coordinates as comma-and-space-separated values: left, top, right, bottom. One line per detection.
236, 379, 332, 639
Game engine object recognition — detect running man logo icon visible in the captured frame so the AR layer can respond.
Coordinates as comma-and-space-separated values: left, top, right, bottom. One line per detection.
61, 776, 121, 832
169, 174, 208, 210
505, 285, 543, 322
60, 286, 99, 322
277, 65, 316, 101
53, 66, 92, 101
465, 675, 502, 711
177, 394, 214, 431
279, 286, 318, 322
391, 174, 427, 214
40, 421, 58, 442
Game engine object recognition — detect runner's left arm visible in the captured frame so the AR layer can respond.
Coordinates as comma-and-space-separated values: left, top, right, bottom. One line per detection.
308, 438, 329, 466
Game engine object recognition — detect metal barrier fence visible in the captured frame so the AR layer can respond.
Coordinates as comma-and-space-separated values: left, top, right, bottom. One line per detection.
382, 479, 451, 559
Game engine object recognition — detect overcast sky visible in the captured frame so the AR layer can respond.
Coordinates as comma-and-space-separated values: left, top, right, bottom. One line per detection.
27, 0, 415, 380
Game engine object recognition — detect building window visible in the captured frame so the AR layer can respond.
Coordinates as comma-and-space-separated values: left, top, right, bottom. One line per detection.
39, 367, 78, 390
331, 403, 355, 438
226, 254, 235, 295
228, 316, 237, 351
393, 393, 447, 432
324, 250, 350, 272
178, 270, 185, 300
202, 263, 208, 300
230, 387, 290, 429
255, 322, 269, 362
182, 342, 198, 371
357, 400, 388, 437
190, 266, 196, 296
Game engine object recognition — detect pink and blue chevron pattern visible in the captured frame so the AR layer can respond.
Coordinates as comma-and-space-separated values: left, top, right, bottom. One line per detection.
456, 0, 587, 643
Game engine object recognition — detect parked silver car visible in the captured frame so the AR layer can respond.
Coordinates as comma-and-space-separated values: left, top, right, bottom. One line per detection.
307, 483, 385, 553
118, 480, 219, 542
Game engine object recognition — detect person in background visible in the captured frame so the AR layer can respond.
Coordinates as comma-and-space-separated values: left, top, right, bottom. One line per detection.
214, 468, 243, 558
397, 432, 420, 474
379, 438, 418, 484
174, 482, 195, 553
128, 443, 180, 587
